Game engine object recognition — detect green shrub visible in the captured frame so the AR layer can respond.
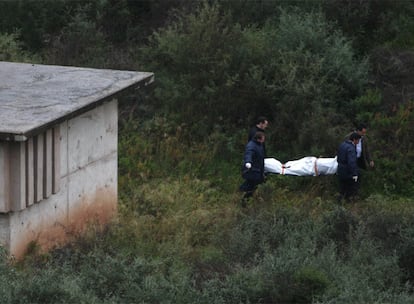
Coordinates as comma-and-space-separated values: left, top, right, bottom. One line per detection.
292, 266, 330, 303
12, 268, 96, 304
370, 100, 414, 196
45, 7, 107, 67
139, 4, 368, 156
321, 206, 358, 253
0, 32, 39, 62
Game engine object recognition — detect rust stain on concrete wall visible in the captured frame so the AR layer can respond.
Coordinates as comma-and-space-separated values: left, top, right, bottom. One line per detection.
12, 187, 117, 259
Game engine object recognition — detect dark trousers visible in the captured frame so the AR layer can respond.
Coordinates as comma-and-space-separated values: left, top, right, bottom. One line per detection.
239, 179, 261, 198
338, 177, 358, 203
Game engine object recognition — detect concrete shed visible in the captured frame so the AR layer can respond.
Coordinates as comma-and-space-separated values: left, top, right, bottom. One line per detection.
0, 61, 154, 258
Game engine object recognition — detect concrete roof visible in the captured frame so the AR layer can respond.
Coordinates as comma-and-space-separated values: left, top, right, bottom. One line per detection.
0, 61, 154, 141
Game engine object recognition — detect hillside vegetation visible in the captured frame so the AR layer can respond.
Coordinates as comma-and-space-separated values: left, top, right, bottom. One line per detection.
1, 1, 414, 303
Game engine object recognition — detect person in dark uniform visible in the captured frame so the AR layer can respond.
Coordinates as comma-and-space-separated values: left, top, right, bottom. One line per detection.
239, 131, 266, 205
248, 116, 268, 157
248, 116, 269, 142
345, 123, 374, 195
336, 132, 361, 203
346, 123, 374, 170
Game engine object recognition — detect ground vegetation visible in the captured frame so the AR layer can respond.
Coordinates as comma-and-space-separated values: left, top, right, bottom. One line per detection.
1, 0, 414, 302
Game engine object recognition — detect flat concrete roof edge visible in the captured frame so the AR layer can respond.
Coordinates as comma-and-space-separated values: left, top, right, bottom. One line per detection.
0, 62, 154, 141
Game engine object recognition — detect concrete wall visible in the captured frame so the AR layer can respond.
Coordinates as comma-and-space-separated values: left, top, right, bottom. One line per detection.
0, 99, 118, 258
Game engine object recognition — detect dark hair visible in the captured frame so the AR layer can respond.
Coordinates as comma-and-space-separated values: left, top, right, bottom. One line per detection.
253, 131, 265, 140
349, 132, 361, 141
356, 123, 368, 131
255, 116, 268, 125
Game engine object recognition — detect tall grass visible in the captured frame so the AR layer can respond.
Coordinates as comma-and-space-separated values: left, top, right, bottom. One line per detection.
1, 123, 413, 303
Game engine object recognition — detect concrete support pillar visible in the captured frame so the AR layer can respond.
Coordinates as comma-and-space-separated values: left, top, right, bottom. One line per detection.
34, 133, 44, 203
26, 138, 34, 206
0, 143, 10, 212
10, 142, 26, 211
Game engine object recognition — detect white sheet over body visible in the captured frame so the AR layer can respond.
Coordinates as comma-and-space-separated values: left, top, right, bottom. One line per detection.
264, 156, 338, 176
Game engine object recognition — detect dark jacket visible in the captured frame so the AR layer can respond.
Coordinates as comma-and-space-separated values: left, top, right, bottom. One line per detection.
345, 132, 372, 169
242, 139, 265, 182
248, 126, 266, 155
337, 140, 358, 180
248, 126, 265, 142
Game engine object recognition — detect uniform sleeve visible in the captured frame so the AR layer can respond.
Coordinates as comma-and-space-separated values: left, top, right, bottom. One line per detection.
244, 142, 255, 164
248, 128, 256, 142
347, 146, 358, 176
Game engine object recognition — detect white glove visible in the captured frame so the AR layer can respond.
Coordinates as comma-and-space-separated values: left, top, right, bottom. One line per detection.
245, 163, 252, 169
352, 176, 358, 182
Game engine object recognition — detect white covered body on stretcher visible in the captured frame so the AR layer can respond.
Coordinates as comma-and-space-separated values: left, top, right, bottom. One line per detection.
264, 156, 338, 176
